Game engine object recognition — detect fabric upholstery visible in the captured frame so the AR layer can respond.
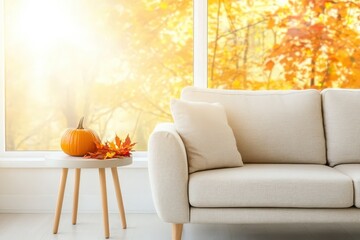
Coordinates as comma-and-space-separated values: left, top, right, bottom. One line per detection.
190, 208, 360, 224
189, 164, 353, 208
148, 123, 190, 223
170, 99, 243, 173
334, 164, 360, 208
322, 89, 360, 166
181, 87, 326, 164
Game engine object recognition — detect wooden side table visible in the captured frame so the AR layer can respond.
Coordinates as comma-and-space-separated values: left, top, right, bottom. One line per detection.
46, 153, 132, 239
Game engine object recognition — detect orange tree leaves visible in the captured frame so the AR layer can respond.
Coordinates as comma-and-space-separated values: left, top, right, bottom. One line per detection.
265, 0, 360, 89
84, 135, 136, 159
208, 0, 360, 90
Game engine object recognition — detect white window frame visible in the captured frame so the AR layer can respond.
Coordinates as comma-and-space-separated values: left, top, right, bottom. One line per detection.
0, 0, 208, 166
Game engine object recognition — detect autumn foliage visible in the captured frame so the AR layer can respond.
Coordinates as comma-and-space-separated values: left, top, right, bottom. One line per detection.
84, 135, 136, 160
208, 0, 360, 90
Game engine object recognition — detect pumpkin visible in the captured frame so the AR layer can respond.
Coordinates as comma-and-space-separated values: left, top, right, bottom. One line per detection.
61, 117, 100, 156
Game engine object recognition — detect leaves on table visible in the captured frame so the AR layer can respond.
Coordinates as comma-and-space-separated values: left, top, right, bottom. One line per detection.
84, 134, 136, 160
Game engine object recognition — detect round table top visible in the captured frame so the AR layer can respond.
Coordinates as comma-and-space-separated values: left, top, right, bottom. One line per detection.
45, 152, 132, 168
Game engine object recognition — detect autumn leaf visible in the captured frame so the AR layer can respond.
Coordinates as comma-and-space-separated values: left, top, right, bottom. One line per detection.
267, 17, 275, 29
109, 141, 116, 150
265, 60, 275, 71
84, 134, 136, 160
115, 135, 121, 148
106, 152, 116, 158
309, 23, 324, 33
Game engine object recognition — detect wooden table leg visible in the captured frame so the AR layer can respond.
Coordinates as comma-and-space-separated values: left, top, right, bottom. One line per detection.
53, 168, 69, 234
111, 167, 127, 229
99, 168, 110, 239
72, 168, 81, 225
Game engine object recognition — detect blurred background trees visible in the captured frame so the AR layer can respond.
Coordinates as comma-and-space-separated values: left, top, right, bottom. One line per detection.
208, 0, 360, 90
5, 0, 193, 150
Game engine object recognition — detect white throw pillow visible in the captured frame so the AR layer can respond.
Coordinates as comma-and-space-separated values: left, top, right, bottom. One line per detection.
171, 99, 243, 173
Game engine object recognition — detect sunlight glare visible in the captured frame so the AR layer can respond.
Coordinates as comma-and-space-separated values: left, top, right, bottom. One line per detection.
16, 0, 91, 53
276, 0, 288, 6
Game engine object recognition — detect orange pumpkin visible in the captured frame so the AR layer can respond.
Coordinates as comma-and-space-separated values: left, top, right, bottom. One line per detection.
61, 117, 100, 156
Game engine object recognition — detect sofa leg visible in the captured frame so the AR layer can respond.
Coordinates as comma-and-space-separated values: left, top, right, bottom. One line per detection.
172, 223, 183, 240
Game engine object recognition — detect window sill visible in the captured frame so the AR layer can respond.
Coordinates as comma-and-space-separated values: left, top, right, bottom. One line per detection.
0, 156, 148, 168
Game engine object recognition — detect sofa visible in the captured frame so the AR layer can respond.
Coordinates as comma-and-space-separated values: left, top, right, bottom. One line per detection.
148, 87, 360, 240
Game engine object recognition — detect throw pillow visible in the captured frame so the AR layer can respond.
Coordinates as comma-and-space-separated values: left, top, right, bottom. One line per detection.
171, 99, 243, 173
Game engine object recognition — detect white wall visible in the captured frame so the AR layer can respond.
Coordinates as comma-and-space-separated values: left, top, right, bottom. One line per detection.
0, 167, 155, 213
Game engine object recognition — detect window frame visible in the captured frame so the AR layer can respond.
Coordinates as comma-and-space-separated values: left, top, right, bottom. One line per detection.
0, 0, 208, 160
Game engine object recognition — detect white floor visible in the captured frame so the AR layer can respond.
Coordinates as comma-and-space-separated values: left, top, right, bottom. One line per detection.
1, 213, 360, 240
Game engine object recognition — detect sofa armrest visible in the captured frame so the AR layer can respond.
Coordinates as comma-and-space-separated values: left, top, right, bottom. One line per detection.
148, 123, 190, 223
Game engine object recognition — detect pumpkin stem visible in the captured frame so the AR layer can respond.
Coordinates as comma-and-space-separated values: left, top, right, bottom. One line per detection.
77, 117, 85, 129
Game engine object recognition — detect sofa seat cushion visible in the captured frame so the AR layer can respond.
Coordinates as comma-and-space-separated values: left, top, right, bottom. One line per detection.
189, 164, 353, 208
334, 164, 360, 208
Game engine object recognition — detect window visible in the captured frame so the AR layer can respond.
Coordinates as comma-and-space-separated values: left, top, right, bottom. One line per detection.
4, 0, 193, 151
2, 0, 360, 154
208, 0, 360, 90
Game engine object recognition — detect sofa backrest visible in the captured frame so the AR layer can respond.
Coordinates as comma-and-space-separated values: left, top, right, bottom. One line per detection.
322, 89, 360, 166
181, 87, 326, 164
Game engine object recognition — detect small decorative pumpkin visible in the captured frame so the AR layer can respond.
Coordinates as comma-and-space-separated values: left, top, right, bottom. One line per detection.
61, 117, 100, 156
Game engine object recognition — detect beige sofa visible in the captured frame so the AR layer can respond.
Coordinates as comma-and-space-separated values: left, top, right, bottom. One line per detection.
148, 87, 360, 240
